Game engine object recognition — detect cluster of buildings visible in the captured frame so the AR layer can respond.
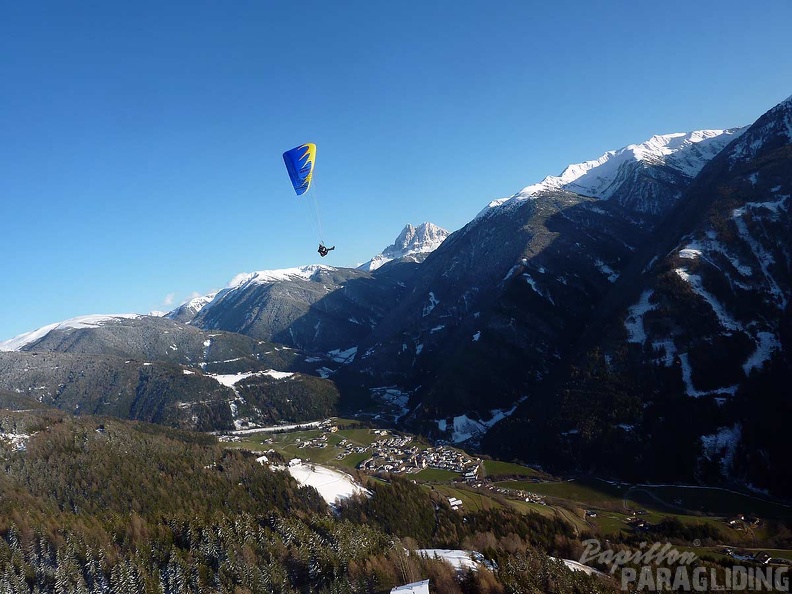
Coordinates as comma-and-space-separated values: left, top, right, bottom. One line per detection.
726, 513, 762, 529
486, 484, 547, 505
349, 432, 480, 477
448, 497, 463, 511
297, 434, 329, 449
334, 438, 370, 460
721, 548, 788, 566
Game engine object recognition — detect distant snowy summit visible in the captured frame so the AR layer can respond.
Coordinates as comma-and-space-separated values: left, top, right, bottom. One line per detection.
165, 292, 220, 323
166, 265, 335, 322
479, 127, 746, 217
358, 222, 449, 272
226, 265, 334, 289
0, 314, 140, 351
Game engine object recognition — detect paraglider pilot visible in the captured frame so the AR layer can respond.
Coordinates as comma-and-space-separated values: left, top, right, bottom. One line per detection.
318, 244, 335, 257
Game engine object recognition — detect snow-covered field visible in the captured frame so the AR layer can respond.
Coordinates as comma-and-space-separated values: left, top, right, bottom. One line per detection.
221, 419, 328, 436
415, 549, 482, 572
287, 462, 367, 506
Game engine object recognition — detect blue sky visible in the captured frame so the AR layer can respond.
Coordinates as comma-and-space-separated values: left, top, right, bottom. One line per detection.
1, 0, 790, 340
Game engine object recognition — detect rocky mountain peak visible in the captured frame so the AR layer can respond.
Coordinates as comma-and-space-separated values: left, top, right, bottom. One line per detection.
359, 222, 449, 272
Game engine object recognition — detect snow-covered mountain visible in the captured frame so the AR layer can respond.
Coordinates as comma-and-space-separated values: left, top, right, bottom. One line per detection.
226, 265, 336, 288
0, 314, 141, 352
165, 291, 219, 324
317, 99, 789, 494
166, 222, 447, 328
173, 265, 405, 353
0, 312, 338, 431
164, 226, 448, 352
2, 96, 790, 495
479, 98, 792, 492
479, 127, 746, 219
358, 222, 449, 272
522, 129, 744, 198
165, 266, 338, 325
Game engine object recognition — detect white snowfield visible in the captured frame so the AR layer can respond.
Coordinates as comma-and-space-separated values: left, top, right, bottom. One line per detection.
414, 549, 496, 572
415, 549, 479, 571
221, 419, 328, 436
209, 370, 294, 388
0, 314, 140, 351
390, 579, 430, 594
287, 462, 368, 506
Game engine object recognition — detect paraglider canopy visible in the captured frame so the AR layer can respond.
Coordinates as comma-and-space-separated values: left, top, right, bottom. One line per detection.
282, 143, 316, 196
283, 142, 332, 255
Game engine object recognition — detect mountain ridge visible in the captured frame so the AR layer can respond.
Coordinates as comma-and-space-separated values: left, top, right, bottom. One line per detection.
2, 97, 790, 495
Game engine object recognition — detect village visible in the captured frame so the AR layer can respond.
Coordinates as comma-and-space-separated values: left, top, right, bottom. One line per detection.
326, 428, 483, 477
230, 421, 786, 550
242, 422, 556, 513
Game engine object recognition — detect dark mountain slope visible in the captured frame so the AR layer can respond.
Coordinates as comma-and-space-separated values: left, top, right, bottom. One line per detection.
484, 97, 792, 493
0, 351, 235, 430
0, 315, 341, 430
16, 315, 301, 374
345, 192, 650, 417
191, 266, 410, 352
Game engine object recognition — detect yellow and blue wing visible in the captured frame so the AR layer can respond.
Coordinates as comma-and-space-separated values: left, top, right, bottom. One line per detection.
282, 143, 316, 196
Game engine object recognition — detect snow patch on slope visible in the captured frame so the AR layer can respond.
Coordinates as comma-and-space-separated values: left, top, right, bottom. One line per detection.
732, 199, 789, 309
415, 550, 483, 572
210, 370, 294, 387
439, 398, 526, 443
287, 462, 368, 506
743, 332, 781, 375
0, 430, 33, 452
701, 423, 742, 475
328, 346, 357, 364
674, 268, 742, 331
624, 291, 655, 344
